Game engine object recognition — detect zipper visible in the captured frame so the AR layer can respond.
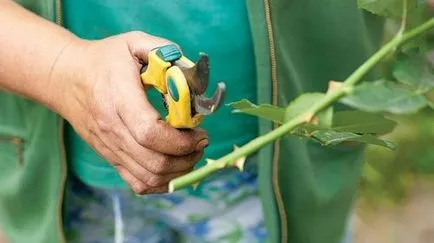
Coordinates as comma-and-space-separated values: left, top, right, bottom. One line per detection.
55, 0, 63, 26
263, 0, 288, 242
54, 1, 67, 243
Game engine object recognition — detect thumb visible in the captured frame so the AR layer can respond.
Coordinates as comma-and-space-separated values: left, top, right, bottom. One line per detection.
123, 31, 176, 63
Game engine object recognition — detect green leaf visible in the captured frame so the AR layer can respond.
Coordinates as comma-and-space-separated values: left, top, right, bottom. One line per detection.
332, 111, 397, 134
284, 93, 323, 120
340, 80, 428, 114
310, 130, 396, 150
358, 0, 403, 18
229, 99, 255, 110
291, 123, 396, 150
392, 52, 434, 92
229, 99, 285, 123
357, 0, 422, 18
285, 93, 333, 128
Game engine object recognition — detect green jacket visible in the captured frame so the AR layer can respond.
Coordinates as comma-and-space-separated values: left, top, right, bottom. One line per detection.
0, 1, 383, 242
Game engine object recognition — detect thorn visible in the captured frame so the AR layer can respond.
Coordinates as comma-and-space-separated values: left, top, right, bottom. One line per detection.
233, 156, 247, 172
168, 182, 175, 193
232, 145, 246, 171
301, 112, 315, 123
192, 182, 200, 190
310, 116, 319, 125
206, 159, 215, 165
327, 80, 343, 94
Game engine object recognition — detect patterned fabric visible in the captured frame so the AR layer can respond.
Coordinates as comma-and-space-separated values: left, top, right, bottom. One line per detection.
63, 165, 267, 243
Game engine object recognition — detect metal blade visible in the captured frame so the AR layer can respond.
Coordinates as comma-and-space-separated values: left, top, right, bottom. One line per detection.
181, 53, 209, 95
193, 82, 226, 115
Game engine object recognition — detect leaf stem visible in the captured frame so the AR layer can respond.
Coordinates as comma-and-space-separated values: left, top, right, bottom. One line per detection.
168, 18, 434, 192
398, 0, 408, 35
346, 18, 434, 87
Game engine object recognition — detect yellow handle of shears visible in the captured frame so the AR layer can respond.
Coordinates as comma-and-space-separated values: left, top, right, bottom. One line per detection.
140, 45, 203, 128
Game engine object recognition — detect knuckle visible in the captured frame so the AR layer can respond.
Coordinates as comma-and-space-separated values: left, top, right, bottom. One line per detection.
131, 181, 148, 195
130, 30, 144, 36
126, 31, 146, 39
111, 124, 125, 140
95, 118, 113, 134
149, 156, 170, 175
146, 175, 166, 188
113, 121, 127, 135
133, 123, 154, 146
176, 137, 195, 154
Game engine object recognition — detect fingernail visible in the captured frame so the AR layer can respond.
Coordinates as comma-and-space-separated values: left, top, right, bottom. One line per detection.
196, 139, 209, 151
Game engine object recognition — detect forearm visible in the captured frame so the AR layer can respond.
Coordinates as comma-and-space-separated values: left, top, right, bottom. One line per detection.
0, 0, 81, 108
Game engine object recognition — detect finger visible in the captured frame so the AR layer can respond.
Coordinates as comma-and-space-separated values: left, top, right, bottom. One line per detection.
117, 98, 209, 156
89, 115, 182, 187
118, 150, 193, 187
87, 122, 159, 185
82, 127, 163, 195
115, 165, 168, 195
112, 123, 204, 174
125, 141, 203, 175
116, 161, 192, 195
147, 124, 209, 155
115, 165, 145, 193
81, 127, 123, 166
92, 122, 192, 187
123, 31, 174, 63
87, 125, 191, 195
141, 150, 203, 175
86, 130, 161, 194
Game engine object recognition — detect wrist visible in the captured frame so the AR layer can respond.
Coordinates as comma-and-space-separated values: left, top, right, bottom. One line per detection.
44, 37, 91, 118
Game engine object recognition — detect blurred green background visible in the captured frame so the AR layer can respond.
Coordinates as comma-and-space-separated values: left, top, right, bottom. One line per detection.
352, 13, 434, 241
353, 109, 434, 243
358, 109, 434, 207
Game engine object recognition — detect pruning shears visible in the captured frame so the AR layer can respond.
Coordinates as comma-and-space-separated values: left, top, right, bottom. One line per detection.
140, 44, 226, 128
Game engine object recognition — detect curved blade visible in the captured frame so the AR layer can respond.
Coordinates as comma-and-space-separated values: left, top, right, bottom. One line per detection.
193, 82, 226, 115
185, 53, 209, 95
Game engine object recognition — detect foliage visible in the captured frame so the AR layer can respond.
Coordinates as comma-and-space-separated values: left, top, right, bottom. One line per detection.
357, 0, 425, 18
231, 98, 397, 149
168, 0, 434, 191
358, 111, 434, 207
341, 80, 429, 114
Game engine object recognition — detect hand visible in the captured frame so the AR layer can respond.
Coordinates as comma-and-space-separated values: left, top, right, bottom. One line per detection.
49, 31, 208, 194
